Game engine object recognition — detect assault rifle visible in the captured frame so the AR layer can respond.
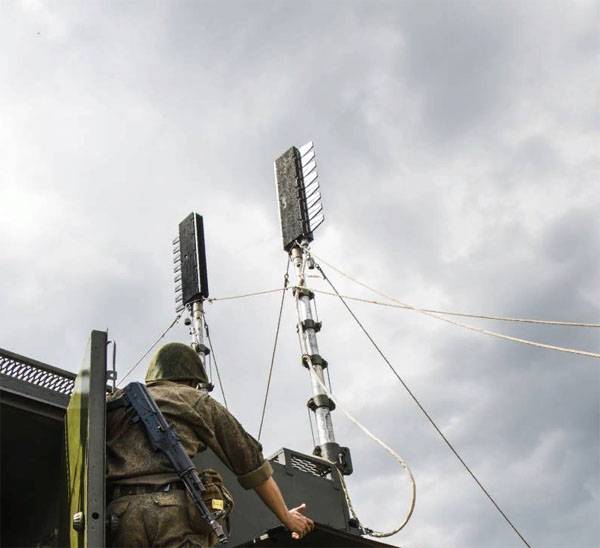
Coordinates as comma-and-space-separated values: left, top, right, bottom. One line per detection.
115, 382, 228, 544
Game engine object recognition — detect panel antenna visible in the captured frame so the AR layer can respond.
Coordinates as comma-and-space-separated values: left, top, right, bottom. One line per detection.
275, 141, 325, 252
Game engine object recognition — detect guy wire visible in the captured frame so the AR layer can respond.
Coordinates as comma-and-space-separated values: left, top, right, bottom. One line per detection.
326, 365, 333, 392
203, 313, 229, 410
257, 258, 291, 441
314, 260, 531, 547
208, 285, 600, 328
118, 313, 183, 387
309, 288, 600, 328
307, 407, 317, 448
305, 249, 600, 359
207, 288, 283, 303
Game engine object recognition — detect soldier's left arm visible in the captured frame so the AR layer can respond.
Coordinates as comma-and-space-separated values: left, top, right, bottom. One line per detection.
193, 395, 273, 490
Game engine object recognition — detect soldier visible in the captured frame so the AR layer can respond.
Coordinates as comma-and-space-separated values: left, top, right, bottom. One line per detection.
106, 342, 314, 547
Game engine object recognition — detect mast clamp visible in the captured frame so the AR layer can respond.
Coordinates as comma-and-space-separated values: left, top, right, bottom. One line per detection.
302, 353, 328, 369
311, 443, 354, 476
307, 394, 336, 412
193, 343, 210, 356
293, 286, 315, 300
300, 319, 322, 333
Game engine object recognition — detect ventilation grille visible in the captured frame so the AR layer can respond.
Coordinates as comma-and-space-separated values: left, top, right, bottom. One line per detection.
269, 448, 333, 481
0, 349, 75, 397
290, 454, 331, 478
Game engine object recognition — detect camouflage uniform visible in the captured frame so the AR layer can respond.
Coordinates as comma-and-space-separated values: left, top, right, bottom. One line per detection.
107, 344, 272, 547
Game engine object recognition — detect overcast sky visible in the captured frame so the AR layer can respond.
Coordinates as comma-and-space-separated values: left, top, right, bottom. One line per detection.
1, 1, 599, 547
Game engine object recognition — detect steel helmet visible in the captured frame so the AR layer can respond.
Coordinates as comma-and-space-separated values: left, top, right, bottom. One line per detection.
145, 342, 208, 385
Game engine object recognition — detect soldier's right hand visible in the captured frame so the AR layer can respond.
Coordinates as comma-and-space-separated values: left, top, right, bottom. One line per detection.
284, 503, 314, 540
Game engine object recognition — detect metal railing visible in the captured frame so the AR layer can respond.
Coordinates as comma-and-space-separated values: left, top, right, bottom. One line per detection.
0, 347, 75, 397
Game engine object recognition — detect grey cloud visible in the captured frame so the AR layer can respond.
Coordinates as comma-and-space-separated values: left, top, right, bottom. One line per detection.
396, 1, 517, 143
1, 2, 598, 548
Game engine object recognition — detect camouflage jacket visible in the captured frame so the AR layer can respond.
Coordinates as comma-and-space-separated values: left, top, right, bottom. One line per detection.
106, 380, 272, 490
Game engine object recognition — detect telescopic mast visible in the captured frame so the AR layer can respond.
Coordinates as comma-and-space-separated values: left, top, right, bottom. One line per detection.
274, 142, 352, 475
